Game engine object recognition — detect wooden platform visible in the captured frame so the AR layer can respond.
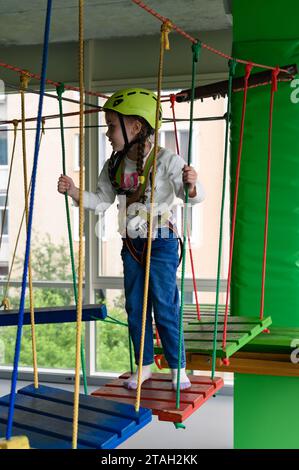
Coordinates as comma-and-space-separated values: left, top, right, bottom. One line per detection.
0, 304, 107, 327
155, 314, 272, 360
0, 384, 151, 449
183, 351, 299, 377
92, 372, 224, 423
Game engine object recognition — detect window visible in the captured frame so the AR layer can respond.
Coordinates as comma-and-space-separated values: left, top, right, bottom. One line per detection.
0, 193, 8, 237
74, 133, 85, 171
164, 129, 190, 162
160, 127, 199, 241
0, 130, 8, 166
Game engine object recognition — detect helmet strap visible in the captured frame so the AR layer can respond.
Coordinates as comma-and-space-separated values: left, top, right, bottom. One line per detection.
118, 113, 130, 150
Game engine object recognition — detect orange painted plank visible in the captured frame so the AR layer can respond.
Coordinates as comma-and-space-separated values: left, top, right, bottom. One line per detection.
91, 373, 224, 423
107, 379, 215, 397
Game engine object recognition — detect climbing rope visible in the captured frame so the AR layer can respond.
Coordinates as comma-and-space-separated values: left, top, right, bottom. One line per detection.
72, 0, 85, 450
135, 20, 172, 412
20, 72, 39, 389
175, 41, 201, 422
211, 59, 236, 377
259, 67, 279, 321
169, 93, 201, 321
222, 63, 253, 353
56, 83, 88, 395
1, 130, 44, 307
6, 0, 53, 441
0, 121, 18, 254
132, 0, 292, 75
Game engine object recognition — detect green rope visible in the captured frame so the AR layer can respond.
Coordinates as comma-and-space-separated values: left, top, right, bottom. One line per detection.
90, 314, 134, 372
211, 59, 236, 379
106, 314, 128, 327
175, 41, 202, 413
56, 83, 88, 395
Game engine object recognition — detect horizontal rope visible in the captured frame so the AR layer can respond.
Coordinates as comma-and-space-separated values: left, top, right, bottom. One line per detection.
132, 0, 293, 74
0, 60, 108, 99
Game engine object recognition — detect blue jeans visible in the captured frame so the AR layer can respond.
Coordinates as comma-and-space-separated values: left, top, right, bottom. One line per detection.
121, 229, 186, 368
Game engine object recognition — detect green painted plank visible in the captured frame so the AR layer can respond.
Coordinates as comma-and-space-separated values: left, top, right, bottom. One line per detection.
155, 316, 272, 358
184, 332, 245, 341
184, 323, 260, 333
188, 315, 266, 325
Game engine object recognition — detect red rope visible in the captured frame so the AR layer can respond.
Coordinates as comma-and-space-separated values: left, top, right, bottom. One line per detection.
222, 63, 253, 349
0, 108, 100, 126
259, 67, 279, 320
0, 61, 108, 99
132, 0, 291, 75
169, 93, 201, 321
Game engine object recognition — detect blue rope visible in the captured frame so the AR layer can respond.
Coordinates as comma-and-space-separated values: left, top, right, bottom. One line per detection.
6, 0, 53, 440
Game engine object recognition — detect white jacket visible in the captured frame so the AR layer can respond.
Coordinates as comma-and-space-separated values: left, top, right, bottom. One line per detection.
79, 147, 205, 237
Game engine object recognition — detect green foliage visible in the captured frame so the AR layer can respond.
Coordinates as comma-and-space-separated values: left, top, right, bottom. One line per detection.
1, 234, 86, 369
96, 293, 132, 373
0, 234, 160, 374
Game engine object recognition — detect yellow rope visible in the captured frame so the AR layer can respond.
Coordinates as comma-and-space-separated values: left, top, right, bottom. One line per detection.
2, 132, 44, 304
0, 120, 18, 312
72, 0, 85, 450
135, 22, 169, 412
161, 20, 172, 50
0, 120, 18, 254
20, 73, 38, 389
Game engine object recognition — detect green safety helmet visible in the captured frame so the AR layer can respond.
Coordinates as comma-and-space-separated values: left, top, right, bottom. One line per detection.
103, 87, 162, 130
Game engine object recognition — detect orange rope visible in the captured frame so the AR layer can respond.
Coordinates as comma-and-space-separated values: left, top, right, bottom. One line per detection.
169, 94, 201, 320
132, 0, 292, 75
1, 108, 100, 126
0, 60, 108, 99
222, 63, 253, 350
259, 67, 279, 321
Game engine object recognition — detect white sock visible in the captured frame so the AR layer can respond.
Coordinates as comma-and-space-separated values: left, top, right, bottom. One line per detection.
123, 365, 152, 390
171, 368, 191, 390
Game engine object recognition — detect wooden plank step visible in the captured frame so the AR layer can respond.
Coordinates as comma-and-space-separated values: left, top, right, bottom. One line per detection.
0, 394, 136, 438
91, 373, 224, 423
0, 384, 151, 449
0, 304, 107, 327
0, 423, 93, 449
0, 403, 115, 449
19, 384, 148, 424
155, 315, 272, 359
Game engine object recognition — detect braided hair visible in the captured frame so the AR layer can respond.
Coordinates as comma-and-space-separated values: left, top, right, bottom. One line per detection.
108, 114, 153, 196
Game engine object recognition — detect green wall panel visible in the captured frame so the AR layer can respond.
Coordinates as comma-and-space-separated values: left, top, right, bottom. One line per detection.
232, 0, 299, 449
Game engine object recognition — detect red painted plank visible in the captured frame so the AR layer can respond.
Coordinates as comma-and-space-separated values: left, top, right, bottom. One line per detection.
91, 373, 224, 423
106, 379, 215, 397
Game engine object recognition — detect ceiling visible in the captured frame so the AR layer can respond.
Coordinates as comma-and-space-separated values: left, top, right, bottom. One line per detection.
0, 0, 232, 46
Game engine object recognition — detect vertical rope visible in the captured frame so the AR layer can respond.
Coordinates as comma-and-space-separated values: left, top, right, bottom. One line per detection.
135, 20, 172, 412
6, 0, 52, 441
211, 59, 236, 378
20, 73, 39, 389
56, 83, 88, 395
2, 130, 44, 305
72, 0, 84, 449
222, 63, 252, 351
0, 121, 18, 253
169, 93, 201, 321
259, 67, 279, 320
176, 41, 201, 413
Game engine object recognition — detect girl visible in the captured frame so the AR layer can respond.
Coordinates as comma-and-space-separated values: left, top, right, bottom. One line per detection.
58, 88, 205, 390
